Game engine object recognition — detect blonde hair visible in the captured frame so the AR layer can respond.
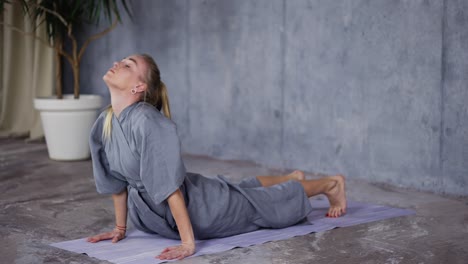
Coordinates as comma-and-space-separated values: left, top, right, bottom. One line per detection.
102, 54, 172, 140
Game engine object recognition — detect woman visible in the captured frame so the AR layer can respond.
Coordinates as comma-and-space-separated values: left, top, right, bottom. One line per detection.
87, 54, 347, 260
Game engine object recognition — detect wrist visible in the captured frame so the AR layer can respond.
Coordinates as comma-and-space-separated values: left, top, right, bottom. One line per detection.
114, 225, 126, 233
181, 240, 195, 249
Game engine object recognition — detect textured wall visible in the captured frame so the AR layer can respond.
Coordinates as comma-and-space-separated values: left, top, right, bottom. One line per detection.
67, 0, 467, 195
442, 0, 468, 195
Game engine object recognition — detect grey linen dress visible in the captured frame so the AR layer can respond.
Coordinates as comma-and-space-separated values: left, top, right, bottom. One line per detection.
89, 101, 312, 240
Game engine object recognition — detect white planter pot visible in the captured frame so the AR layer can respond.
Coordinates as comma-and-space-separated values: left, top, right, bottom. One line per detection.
34, 94, 103, 161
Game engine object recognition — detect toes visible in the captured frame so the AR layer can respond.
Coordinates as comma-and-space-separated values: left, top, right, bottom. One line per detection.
326, 207, 346, 218
336, 208, 342, 217
333, 209, 339, 217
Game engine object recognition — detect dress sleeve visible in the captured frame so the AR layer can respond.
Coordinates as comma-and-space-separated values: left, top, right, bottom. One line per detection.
135, 113, 186, 205
89, 112, 128, 194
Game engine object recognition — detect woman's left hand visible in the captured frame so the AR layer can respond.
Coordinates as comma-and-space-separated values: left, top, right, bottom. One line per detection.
156, 242, 195, 260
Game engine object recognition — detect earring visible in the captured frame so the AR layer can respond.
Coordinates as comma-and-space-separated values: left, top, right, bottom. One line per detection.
131, 88, 137, 95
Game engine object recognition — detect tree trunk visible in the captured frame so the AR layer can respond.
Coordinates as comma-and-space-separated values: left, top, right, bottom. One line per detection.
54, 49, 63, 99
73, 62, 79, 99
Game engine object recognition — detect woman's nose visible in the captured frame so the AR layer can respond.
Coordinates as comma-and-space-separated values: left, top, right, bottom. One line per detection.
113, 62, 119, 68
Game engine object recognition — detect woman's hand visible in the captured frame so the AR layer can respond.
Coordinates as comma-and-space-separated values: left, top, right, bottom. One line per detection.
156, 242, 195, 260
87, 228, 126, 243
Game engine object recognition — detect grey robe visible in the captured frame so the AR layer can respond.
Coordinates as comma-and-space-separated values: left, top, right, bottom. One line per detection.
89, 101, 312, 240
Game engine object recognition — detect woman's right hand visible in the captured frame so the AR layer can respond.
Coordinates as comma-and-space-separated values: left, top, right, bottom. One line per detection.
87, 228, 126, 243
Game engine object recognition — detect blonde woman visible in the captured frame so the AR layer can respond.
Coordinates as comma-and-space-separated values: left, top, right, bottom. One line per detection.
87, 54, 347, 260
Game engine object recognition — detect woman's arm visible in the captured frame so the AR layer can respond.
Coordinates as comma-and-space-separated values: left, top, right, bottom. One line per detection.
156, 189, 195, 260
113, 188, 128, 232
87, 188, 128, 243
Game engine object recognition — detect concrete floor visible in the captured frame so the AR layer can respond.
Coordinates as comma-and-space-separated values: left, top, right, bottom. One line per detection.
1, 138, 467, 264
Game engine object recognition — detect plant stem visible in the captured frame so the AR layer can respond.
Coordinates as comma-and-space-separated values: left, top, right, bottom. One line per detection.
54, 40, 63, 99
73, 62, 80, 99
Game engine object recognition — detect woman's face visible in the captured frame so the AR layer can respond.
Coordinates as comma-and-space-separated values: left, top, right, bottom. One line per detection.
103, 55, 148, 92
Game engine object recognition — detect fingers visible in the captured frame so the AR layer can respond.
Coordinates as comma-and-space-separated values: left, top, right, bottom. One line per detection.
157, 251, 173, 260
156, 246, 194, 260
157, 247, 177, 259
158, 250, 183, 260
86, 232, 115, 243
160, 247, 173, 254
87, 235, 102, 243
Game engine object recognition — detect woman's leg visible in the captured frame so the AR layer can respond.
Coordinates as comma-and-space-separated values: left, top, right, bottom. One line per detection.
256, 170, 347, 218
299, 175, 347, 218
256, 170, 305, 187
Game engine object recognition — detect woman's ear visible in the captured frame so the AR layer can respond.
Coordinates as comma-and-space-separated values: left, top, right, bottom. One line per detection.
136, 83, 148, 93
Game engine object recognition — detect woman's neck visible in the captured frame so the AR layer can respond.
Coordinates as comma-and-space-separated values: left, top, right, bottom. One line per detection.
110, 89, 140, 118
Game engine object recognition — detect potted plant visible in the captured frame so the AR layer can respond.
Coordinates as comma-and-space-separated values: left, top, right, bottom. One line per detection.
0, 0, 130, 160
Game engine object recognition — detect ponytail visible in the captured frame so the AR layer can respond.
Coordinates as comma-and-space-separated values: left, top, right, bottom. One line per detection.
139, 53, 171, 119
102, 106, 113, 141
143, 80, 171, 119
158, 81, 171, 119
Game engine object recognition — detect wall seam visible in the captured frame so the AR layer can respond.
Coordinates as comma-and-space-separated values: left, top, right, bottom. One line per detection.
439, 0, 447, 188
185, 0, 191, 145
279, 0, 287, 167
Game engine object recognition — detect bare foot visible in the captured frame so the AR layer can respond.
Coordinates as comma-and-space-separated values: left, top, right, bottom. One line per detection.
324, 175, 347, 218
287, 170, 305, 181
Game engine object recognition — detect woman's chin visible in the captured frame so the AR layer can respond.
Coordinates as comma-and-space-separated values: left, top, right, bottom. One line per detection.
102, 77, 116, 90
103, 73, 112, 82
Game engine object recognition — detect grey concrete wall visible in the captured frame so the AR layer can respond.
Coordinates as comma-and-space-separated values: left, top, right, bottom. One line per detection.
442, 0, 468, 195
67, 0, 468, 195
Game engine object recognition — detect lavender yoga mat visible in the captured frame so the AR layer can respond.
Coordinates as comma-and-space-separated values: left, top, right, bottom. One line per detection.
50, 198, 414, 263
